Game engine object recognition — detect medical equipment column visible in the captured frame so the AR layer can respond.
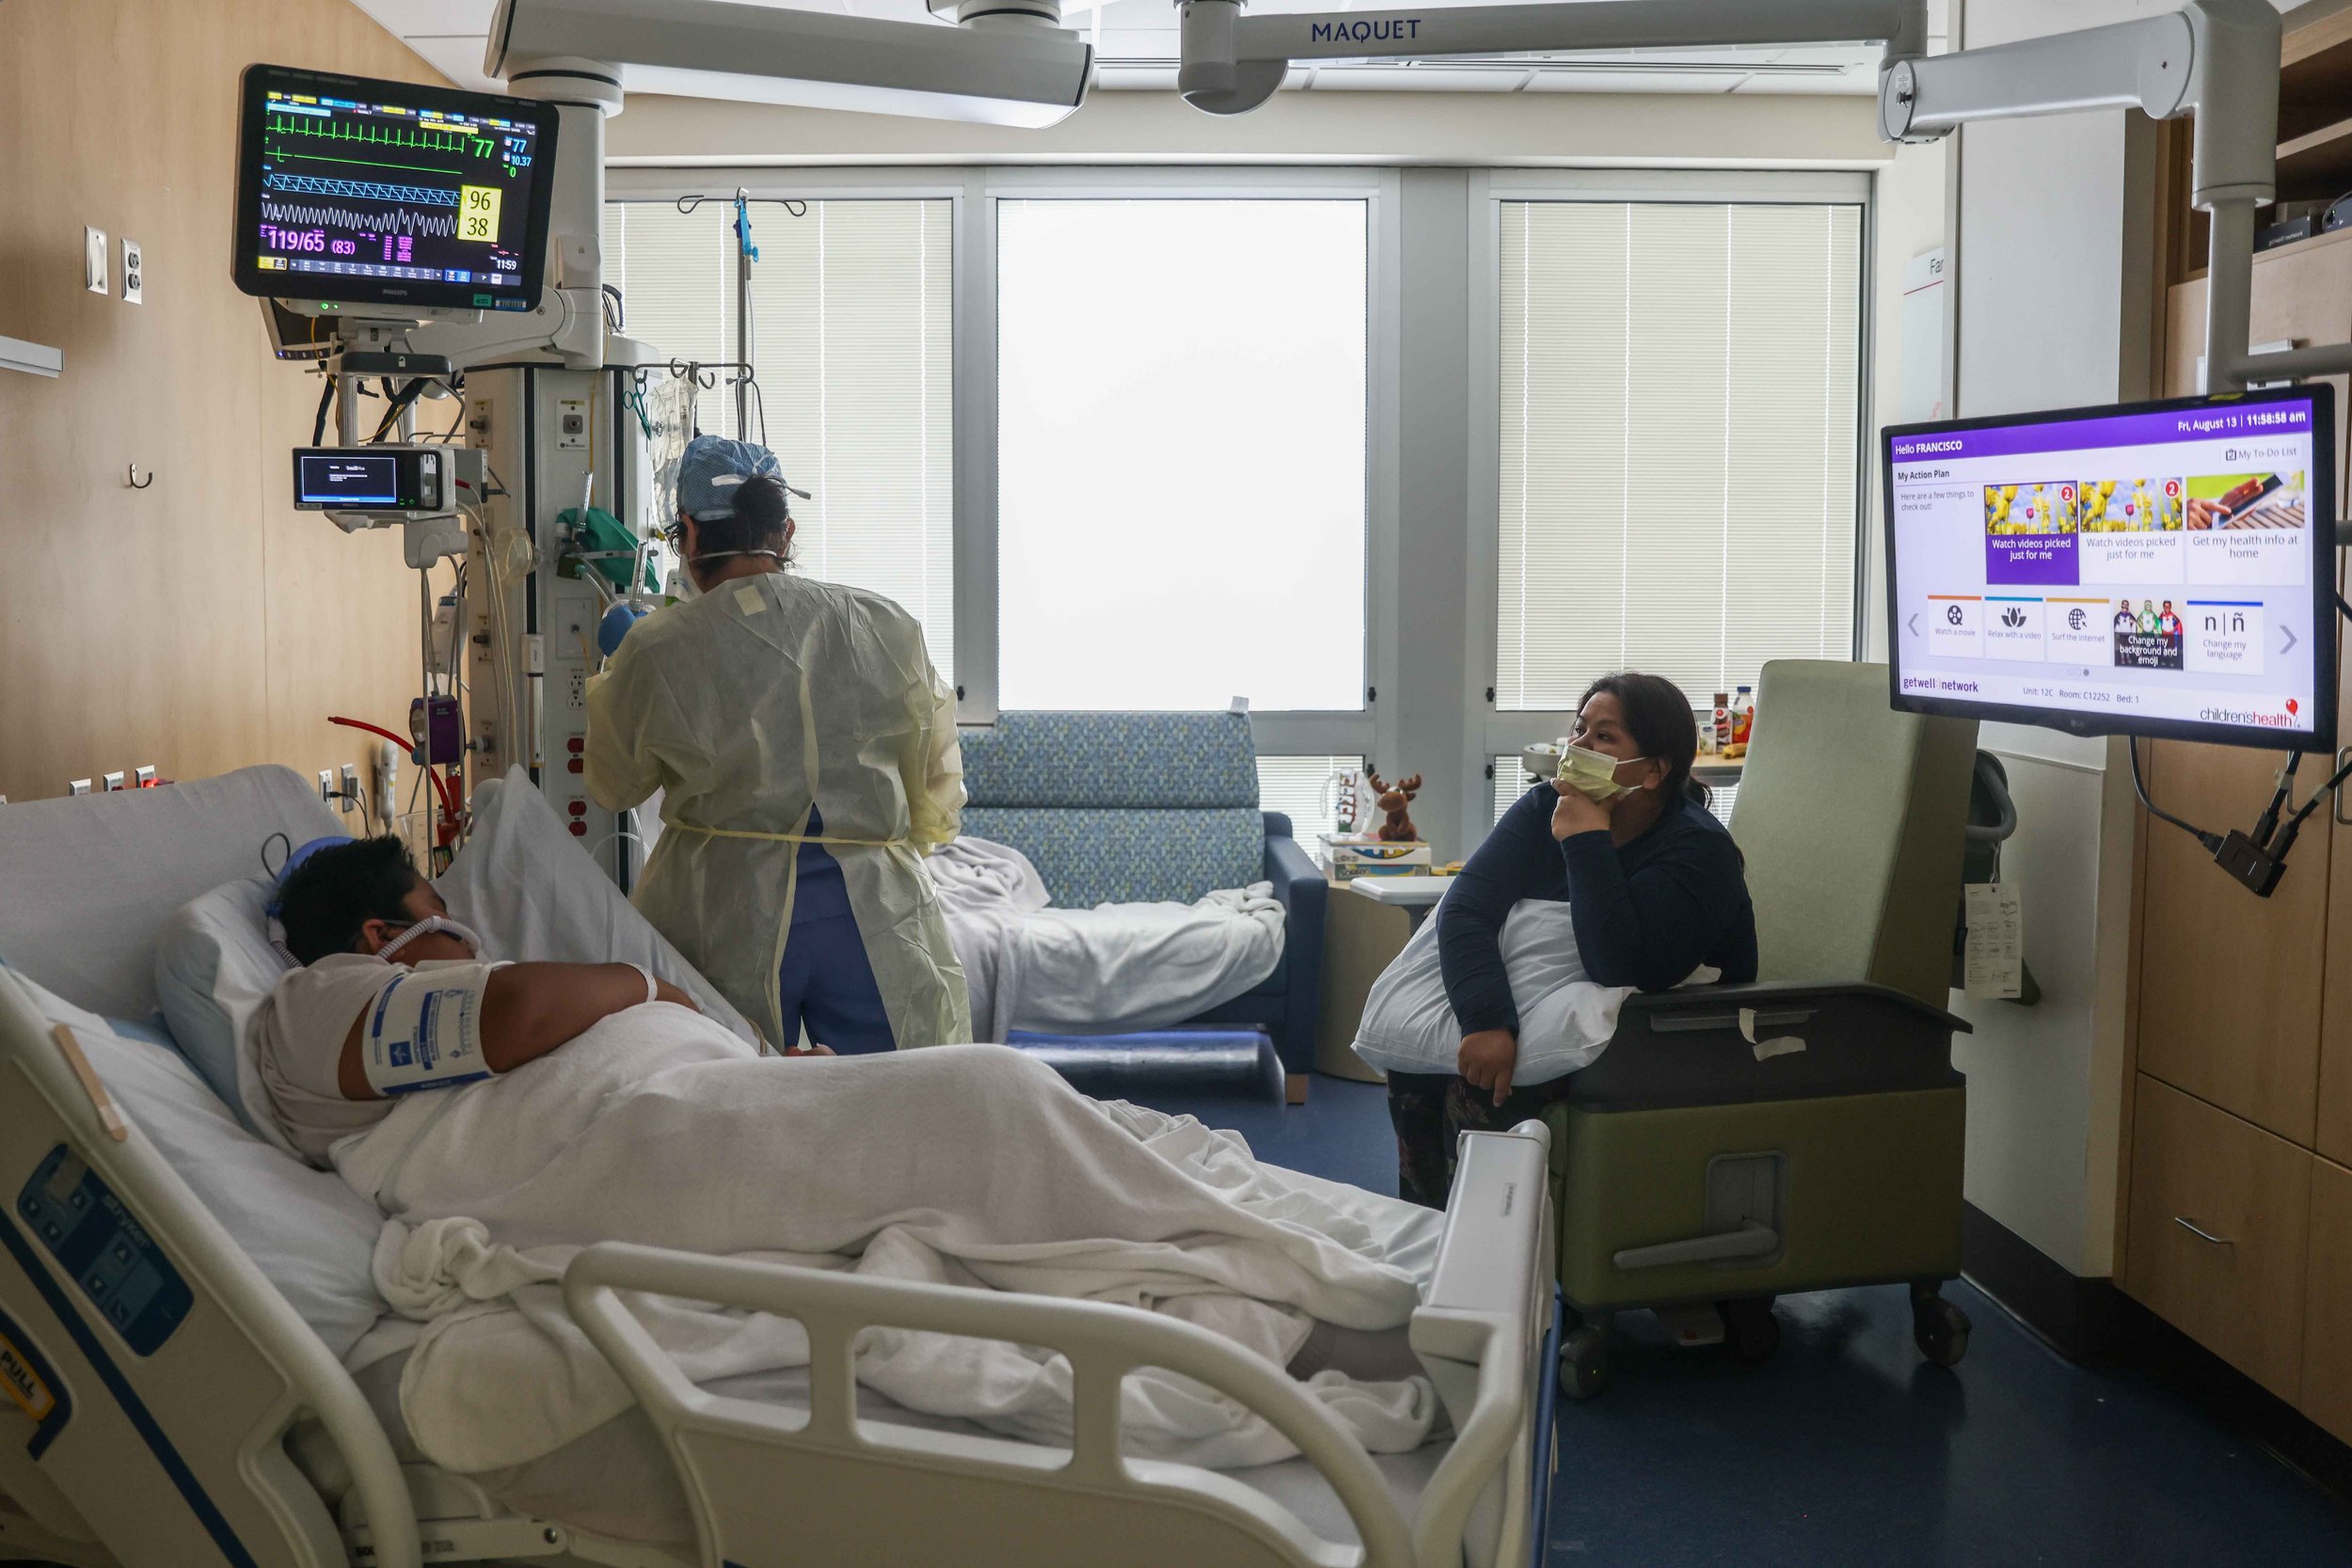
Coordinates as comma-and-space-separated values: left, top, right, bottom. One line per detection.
465, 363, 639, 885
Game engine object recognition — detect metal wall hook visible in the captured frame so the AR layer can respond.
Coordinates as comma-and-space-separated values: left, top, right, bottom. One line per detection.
126, 463, 154, 490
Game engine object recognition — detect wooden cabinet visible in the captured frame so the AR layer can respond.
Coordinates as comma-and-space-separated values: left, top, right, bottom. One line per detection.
2138, 741, 2327, 1144
2127, 4, 2352, 1453
2305, 1158, 2352, 1444
2124, 1077, 2314, 1402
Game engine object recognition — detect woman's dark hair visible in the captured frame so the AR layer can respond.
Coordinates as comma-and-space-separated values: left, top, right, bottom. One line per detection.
1578, 671, 1708, 810
276, 835, 424, 966
691, 474, 793, 566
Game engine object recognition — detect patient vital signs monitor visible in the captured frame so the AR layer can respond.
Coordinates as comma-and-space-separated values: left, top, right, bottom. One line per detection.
1885, 388, 2338, 752
231, 64, 557, 313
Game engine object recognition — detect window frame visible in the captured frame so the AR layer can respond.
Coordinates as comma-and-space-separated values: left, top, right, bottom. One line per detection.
1464, 167, 1876, 832
603, 165, 1875, 858
606, 164, 1404, 772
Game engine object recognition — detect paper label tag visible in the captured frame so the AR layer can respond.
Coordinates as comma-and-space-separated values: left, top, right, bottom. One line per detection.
736, 584, 767, 616
1963, 881, 2024, 1000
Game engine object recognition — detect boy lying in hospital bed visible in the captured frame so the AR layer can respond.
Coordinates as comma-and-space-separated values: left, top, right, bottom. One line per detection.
259, 835, 1439, 1481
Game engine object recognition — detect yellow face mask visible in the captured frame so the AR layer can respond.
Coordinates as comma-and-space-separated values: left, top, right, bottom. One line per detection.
1556, 741, 1647, 802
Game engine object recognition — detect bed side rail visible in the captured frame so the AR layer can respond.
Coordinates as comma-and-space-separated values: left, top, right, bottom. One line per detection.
564, 1242, 1418, 1568
0, 975, 419, 1568
1410, 1122, 1553, 1568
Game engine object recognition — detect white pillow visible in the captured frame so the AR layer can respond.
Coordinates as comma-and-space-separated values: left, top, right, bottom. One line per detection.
1, 972, 385, 1358
1351, 900, 1720, 1087
436, 768, 756, 1043
152, 873, 289, 1127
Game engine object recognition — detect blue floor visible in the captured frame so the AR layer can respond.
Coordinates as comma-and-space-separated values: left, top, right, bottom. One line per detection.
1037, 1037, 2352, 1568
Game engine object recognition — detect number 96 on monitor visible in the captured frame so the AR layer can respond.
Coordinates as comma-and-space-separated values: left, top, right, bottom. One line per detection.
459, 183, 502, 243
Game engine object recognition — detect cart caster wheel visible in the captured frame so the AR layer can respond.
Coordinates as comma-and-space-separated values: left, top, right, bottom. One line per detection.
1913, 1295, 1971, 1368
1559, 1324, 1612, 1401
1720, 1297, 1781, 1364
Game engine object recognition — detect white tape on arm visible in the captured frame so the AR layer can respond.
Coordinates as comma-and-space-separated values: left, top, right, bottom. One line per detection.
362, 963, 499, 1098
633, 964, 660, 1006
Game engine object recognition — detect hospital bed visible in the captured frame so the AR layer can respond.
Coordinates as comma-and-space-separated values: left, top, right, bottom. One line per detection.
0, 767, 1558, 1568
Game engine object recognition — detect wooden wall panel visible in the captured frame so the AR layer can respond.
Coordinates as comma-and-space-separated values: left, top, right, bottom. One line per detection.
0, 0, 445, 805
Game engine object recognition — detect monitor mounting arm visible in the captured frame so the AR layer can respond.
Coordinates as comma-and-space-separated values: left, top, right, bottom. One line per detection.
307, 0, 1096, 376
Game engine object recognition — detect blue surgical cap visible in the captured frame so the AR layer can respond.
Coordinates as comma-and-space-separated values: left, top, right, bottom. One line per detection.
676, 435, 808, 522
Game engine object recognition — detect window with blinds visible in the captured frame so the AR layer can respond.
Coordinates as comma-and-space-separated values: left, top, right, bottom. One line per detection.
602, 199, 956, 676
1494, 201, 1862, 711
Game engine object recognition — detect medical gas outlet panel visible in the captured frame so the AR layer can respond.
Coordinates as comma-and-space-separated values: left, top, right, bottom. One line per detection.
463, 364, 645, 889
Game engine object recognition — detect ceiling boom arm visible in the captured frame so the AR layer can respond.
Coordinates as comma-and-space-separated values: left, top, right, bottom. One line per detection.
1177, 0, 1927, 116
1178, 0, 2317, 393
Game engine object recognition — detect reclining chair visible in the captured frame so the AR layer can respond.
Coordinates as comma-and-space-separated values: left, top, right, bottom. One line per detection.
1546, 658, 1978, 1398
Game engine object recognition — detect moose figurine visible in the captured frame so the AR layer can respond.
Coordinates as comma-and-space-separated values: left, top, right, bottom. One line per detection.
1362, 768, 1422, 844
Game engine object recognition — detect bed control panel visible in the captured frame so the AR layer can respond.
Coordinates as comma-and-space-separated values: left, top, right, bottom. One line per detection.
17, 1146, 192, 1355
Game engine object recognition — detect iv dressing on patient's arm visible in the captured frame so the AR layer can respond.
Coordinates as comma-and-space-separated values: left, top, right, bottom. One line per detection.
362, 961, 501, 1097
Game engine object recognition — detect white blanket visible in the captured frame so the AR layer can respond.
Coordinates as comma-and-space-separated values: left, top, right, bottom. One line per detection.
1350, 899, 1717, 1086
928, 837, 1287, 1043
336, 1011, 1439, 1475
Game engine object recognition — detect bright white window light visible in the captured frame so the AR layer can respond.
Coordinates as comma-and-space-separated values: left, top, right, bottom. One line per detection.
997, 198, 1369, 712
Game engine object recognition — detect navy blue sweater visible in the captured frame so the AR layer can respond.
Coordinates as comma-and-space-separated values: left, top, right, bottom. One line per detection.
1439, 786, 1758, 1037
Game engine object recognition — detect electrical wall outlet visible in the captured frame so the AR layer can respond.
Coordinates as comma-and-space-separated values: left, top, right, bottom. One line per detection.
134, 765, 156, 787
101, 771, 126, 792
318, 768, 337, 806
84, 228, 107, 294
339, 763, 359, 814
120, 239, 142, 304
70, 779, 92, 796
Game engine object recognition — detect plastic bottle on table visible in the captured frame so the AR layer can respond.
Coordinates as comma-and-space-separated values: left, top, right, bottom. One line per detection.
1730, 687, 1755, 753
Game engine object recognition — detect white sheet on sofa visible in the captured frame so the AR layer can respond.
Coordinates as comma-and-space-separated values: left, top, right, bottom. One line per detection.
928, 837, 1284, 1043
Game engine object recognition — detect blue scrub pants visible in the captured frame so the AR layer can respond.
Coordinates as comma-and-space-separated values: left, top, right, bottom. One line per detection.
777, 808, 898, 1054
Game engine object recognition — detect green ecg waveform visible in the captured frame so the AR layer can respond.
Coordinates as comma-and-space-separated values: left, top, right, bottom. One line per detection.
268, 109, 494, 162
